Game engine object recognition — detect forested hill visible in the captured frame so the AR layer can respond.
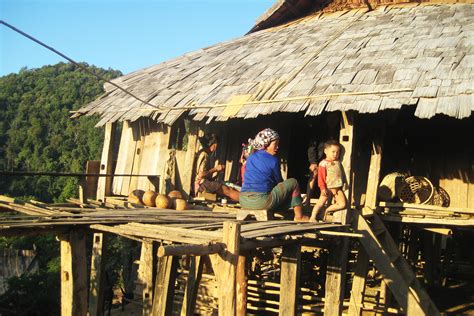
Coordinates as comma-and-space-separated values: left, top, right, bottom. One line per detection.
0, 63, 122, 202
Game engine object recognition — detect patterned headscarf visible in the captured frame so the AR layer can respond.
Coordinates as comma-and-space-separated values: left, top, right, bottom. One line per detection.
250, 128, 280, 150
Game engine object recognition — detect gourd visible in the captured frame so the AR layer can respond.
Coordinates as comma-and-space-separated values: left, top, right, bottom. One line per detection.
155, 194, 171, 209
142, 190, 158, 207
128, 189, 145, 205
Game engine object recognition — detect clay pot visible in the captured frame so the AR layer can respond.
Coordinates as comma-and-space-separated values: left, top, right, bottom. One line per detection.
168, 190, 183, 199
128, 189, 145, 205
142, 190, 158, 207
174, 198, 187, 211
155, 194, 171, 209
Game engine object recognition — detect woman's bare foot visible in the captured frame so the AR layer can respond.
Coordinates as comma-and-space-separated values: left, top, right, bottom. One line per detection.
294, 215, 310, 222
309, 217, 317, 223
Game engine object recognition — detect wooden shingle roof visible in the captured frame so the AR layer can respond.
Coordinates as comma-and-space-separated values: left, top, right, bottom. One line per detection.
75, 3, 474, 126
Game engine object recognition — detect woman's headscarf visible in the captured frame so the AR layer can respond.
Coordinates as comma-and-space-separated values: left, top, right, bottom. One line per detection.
250, 128, 279, 150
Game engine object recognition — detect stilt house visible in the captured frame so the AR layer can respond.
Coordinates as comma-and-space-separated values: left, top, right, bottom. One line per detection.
43, 0, 474, 314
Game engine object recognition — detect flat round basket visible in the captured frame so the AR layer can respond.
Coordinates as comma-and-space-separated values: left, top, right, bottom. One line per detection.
431, 186, 450, 207
378, 172, 406, 201
397, 176, 434, 205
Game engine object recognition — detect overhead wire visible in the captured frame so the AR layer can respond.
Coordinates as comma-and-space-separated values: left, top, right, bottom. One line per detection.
0, 19, 165, 110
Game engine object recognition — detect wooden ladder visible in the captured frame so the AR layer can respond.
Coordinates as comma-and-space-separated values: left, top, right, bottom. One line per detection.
350, 211, 440, 315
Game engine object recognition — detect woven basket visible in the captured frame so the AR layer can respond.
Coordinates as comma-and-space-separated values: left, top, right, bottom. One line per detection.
397, 176, 434, 205
430, 186, 450, 207
378, 172, 406, 201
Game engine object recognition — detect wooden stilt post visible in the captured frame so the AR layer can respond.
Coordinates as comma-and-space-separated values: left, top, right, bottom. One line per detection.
152, 255, 179, 316
78, 177, 88, 204
218, 221, 241, 316
181, 256, 204, 316
142, 241, 156, 316
279, 243, 301, 316
237, 255, 248, 316
97, 122, 116, 202
324, 111, 354, 315
89, 233, 107, 316
348, 246, 369, 316
89, 123, 115, 316
424, 234, 434, 285
60, 229, 88, 316
377, 281, 391, 315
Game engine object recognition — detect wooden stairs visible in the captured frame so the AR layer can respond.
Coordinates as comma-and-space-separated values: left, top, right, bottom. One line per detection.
350, 210, 440, 315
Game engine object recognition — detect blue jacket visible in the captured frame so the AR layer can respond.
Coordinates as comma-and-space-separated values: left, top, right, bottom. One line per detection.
241, 150, 283, 193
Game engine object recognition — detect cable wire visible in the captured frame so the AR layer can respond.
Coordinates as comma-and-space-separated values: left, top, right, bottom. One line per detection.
0, 19, 164, 110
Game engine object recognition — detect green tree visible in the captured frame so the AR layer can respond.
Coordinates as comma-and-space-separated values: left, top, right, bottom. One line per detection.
0, 63, 122, 315
0, 62, 121, 202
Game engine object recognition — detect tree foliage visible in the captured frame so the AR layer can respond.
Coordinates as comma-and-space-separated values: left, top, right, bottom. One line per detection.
0, 63, 122, 314
0, 62, 121, 202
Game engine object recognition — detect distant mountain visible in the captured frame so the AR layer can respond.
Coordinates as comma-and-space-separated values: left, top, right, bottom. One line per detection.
0, 62, 122, 202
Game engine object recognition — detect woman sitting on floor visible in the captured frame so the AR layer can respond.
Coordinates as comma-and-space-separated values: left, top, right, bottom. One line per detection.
239, 128, 309, 222
194, 133, 240, 202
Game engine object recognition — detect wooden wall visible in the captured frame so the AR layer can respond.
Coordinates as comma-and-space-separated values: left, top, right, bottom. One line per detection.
378, 110, 473, 209
112, 119, 170, 195
108, 112, 473, 209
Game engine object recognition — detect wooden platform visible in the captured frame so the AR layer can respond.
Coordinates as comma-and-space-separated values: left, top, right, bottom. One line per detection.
0, 196, 345, 245
378, 202, 474, 226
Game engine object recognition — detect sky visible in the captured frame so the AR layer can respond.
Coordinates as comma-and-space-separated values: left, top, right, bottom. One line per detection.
0, 0, 274, 76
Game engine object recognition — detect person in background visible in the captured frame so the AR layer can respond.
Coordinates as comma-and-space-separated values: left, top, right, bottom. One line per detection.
304, 139, 324, 206
194, 133, 240, 201
240, 128, 309, 222
238, 141, 254, 186
309, 140, 347, 222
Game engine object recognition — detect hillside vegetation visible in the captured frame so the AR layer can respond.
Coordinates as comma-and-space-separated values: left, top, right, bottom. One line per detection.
0, 63, 122, 315
0, 62, 121, 201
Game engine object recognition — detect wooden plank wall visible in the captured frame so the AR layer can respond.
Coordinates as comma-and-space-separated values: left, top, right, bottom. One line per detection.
113, 121, 137, 195
136, 121, 163, 191
112, 120, 170, 195
439, 155, 472, 209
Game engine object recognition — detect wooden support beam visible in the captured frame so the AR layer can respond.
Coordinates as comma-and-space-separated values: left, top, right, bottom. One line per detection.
353, 212, 439, 315
348, 246, 370, 316
365, 135, 383, 210
423, 228, 452, 236
339, 110, 355, 218
237, 255, 248, 316
324, 111, 354, 315
324, 237, 349, 315
218, 221, 241, 316
129, 121, 145, 192
318, 230, 363, 238
89, 233, 106, 316
78, 177, 88, 204
152, 255, 179, 316
60, 229, 88, 316
86, 160, 100, 199
377, 280, 392, 315
181, 122, 199, 197
279, 243, 301, 316
180, 256, 204, 316
142, 241, 156, 316
158, 242, 225, 257
379, 201, 474, 215
97, 122, 116, 201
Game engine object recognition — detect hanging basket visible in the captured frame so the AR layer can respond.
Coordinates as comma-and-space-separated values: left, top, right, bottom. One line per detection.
430, 186, 450, 207
397, 176, 434, 205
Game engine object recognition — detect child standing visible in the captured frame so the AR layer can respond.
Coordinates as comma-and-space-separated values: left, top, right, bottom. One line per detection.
309, 140, 347, 222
